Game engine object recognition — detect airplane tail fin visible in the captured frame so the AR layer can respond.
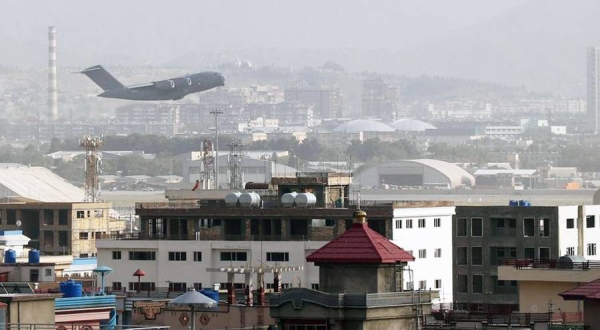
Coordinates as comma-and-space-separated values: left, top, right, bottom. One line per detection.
80, 65, 124, 91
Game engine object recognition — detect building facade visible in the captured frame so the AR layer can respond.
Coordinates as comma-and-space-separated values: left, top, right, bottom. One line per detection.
588, 47, 600, 134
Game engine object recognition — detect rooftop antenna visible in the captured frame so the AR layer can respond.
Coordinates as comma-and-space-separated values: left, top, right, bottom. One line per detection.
80, 135, 104, 202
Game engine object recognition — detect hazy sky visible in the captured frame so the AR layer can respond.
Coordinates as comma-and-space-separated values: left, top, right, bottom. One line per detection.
1, 0, 530, 66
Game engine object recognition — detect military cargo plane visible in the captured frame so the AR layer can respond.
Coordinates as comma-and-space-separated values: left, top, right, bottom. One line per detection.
80, 65, 225, 101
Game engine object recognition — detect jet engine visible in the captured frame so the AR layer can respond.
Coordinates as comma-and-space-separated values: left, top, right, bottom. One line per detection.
155, 80, 176, 90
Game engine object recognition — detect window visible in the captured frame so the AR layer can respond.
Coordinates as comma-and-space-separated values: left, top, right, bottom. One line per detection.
523, 218, 535, 237
311, 283, 320, 290
168, 282, 187, 292
220, 251, 247, 261
169, 251, 187, 261
194, 252, 202, 262
419, 280, 427, 290
496, 218, 505, 227
457, 218, 467, 236
588, 243, 597, 256
79, 232, 89, 240
112, 251, 121, 260
193, 283, 203, 290
539, 218, 550, 237
406, 219, 413, 229
524, 247, 535, 259
434, 248, 442, 258
30, 269, 39, 282
567, 247, 575, 255
325, 219, 335, 227
472, 275, 483, 294
58, 210, 69, 225
434, 218, 441, 227
112, 282, 122, 291
418, 219, 426, 228
45, 269, 52, 277
267, 252, 289, 262
472, 247, 482, 265
539, 247, 550, 260
128, 282, 156, 291
129, 251, 156, 261
405, 282, 414, 290
471, 218, 482, 236
457, 247, 467, 265
418, 249, 427, 259
457, 275, 468, 293
76, 211, 85, 219
435, 279, 442, 289
567, 218, 575, 229
395, 220, 402, 229
587, 216, 595, 228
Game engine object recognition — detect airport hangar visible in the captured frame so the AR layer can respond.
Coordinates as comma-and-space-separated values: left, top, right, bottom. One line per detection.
354, 159, 475, 189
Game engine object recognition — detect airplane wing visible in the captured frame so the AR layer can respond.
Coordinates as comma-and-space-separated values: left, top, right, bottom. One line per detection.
127, 82, 155, 90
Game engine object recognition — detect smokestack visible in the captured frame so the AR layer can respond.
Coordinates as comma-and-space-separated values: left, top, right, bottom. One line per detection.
48, 26, 58, 121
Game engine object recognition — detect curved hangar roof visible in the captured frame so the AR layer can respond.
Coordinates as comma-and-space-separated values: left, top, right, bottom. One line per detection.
391, 118, 436, 131
355, 159, 475, 189
332, 119, 395, 133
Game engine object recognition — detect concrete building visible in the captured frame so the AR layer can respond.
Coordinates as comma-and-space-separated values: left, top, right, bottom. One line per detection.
392, 202, 456, 309
362, 79, 401, 120
588, 47, 600, 134
284, 86, 342, 118
560, 277, 600, 328
453, 204, 600, 313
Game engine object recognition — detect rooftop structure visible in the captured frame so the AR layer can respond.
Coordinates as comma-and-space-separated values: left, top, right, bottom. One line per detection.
0, 165, 84, 202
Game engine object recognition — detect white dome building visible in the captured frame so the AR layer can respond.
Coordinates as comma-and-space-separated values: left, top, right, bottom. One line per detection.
332, 119, 395, 133
391, 118, 436, 132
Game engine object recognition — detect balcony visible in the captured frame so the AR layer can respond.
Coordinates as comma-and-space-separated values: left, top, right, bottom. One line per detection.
498, 259, 600, 283
270, 287, 435, 309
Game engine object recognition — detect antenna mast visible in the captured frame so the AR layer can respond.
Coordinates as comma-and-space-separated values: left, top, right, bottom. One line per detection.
80, 135, 104, 202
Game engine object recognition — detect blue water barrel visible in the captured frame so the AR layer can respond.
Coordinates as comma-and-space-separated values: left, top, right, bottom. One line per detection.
522, 200, 531, 207
28, 249, 40, 264
199, 289, 219, 309
4, 249, 16, 263
60, 280, 83, 298
509, 200, 519, 206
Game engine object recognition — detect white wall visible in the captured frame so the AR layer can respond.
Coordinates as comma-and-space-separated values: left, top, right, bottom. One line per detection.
96, 240, 326, 291
557, 205, 600, 259
391, 206, 455, 308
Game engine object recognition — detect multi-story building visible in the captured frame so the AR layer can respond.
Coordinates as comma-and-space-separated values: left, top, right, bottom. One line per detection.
588, 47, 600, 134
0, 202, 122, 258
391, 202, 455, 309
284, 86, 342, 119
115, 104, 180, 124
362, 79, 400, 120
453, 204, 600, 313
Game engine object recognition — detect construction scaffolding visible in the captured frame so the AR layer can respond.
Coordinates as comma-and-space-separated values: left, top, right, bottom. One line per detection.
202, 139, 215, 190
79, 135, 104, 202
227, 140, 245, 189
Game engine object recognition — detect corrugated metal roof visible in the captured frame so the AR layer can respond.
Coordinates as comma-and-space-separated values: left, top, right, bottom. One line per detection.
559, 278, 600, 300
307, 221, 414, 264
474, 169, 537, 176
0, 165, 84, 202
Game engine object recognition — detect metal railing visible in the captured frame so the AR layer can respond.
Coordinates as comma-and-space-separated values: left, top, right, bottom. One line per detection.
498, 258, 600, 270
6, 325, 169, 330
269, 287, 433, 309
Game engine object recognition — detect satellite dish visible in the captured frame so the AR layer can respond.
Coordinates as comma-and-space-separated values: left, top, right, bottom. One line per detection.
15, 220, 21, 227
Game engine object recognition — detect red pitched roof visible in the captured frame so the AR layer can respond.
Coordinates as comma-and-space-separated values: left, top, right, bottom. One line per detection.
307, 222, 415, 264
560, 278, 600, 301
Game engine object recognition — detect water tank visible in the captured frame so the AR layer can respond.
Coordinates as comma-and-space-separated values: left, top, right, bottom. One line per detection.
509, 200, 519, 206
4, 250, 16, 264
239, 192, 261, 207
281, 192, 298, 207
28, 249, 40, 264
519, 200, 531, 207
295, 192, 317, 208
224, 192, 242, 207
60, 280, 83, 298
199, 289, 220, 309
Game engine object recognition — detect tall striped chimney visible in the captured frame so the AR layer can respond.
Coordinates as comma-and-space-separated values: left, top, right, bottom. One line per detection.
48, 26, 58, 121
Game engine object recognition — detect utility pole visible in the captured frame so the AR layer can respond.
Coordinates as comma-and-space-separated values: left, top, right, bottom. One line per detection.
210, 108, 223, 189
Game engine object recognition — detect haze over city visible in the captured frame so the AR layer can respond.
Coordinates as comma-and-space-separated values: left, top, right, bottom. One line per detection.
2, 0, 600, 95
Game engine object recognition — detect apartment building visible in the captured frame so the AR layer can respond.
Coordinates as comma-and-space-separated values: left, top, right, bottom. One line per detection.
392, 203, 455, 309
453, 204, 600, 313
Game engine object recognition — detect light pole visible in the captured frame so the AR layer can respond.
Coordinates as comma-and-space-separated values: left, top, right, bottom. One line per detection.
210, 108, 223, 189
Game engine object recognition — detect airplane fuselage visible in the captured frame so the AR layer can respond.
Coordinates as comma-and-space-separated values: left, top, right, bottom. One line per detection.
98, 71, 225, 101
